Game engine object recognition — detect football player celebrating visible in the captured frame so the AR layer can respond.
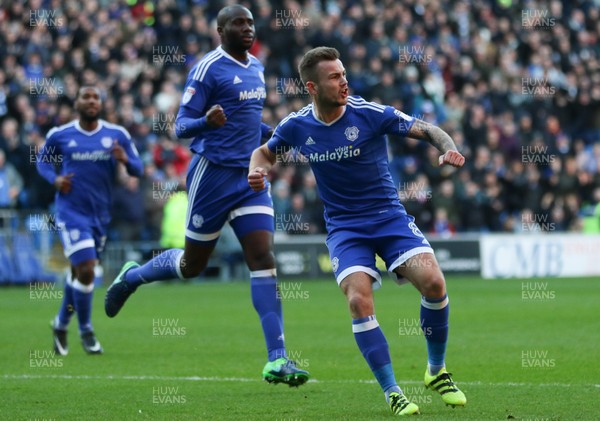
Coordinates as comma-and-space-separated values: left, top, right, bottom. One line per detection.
249, 47, 467, 414
104, 5, 309, 386
38, 86, 143, 355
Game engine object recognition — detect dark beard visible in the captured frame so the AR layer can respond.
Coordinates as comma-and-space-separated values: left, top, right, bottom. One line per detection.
79, 110, 98, 123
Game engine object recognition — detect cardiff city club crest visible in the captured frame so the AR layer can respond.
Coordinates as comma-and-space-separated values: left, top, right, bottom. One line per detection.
182, 87, 196, 104
344, 126, 359, 142
101, 137, 113, 148
192, 214, 204, 228
331, 257, 339, 272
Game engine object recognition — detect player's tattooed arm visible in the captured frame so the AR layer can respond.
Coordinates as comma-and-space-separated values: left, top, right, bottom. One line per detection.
408, 119, 456, 153
408, 119, 465, 168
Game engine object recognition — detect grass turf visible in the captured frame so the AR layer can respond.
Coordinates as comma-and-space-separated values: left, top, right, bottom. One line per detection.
1, 276, 598, 420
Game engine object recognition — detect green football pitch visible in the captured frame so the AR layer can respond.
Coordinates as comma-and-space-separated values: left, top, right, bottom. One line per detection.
1, 276, 598, 420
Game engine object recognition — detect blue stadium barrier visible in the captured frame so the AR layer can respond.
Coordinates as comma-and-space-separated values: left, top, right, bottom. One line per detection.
0, 234, 16, 285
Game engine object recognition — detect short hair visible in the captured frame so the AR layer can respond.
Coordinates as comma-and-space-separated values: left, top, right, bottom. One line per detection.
76, 86, 100, 99
217, 5, 250, 27
298, 47, 340, 85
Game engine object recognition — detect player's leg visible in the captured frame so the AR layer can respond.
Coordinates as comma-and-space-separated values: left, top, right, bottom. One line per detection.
388, 215, 466, 407
56, 221, 103, 354
105, 239, 216, 317
329, 227, 418, 415
230, 210, 309, 387
52, 269, 75, 356
339, 271, 419, 415
71, 258, 103, 354
105, 155, 224, 317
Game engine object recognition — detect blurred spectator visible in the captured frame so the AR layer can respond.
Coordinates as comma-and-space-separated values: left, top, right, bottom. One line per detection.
0, 149, 23, 208
111, 172, 145, 241
0, 0, 598, 235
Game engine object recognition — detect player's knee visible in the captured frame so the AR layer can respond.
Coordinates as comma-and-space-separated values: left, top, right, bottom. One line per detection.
347, 291, 374, 317
76, 266, 95, 285
180, 257, 206, 278
245, 250, 275, 271
421, 272, 446, 299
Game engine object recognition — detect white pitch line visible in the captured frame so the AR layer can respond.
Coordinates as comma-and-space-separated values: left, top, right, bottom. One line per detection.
2, 374, 598, 388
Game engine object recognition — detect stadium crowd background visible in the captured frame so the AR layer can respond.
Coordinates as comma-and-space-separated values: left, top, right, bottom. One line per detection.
0, 0, 599, 242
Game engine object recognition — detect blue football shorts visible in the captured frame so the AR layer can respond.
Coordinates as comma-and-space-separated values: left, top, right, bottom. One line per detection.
57, 218, 107, 266
326, 212, 434, 289
185, 154, 274, 244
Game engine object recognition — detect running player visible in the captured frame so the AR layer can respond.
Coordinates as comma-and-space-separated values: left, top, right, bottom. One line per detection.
248, 47, 467, 414
104, 5, 309, 386
37, 86, 143, 355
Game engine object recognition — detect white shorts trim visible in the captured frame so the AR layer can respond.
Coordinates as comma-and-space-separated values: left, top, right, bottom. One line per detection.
388, 246, 435, 272
336, 265, 382, 290
228, 205, 274, 222
64, 239, 96, 257
185, 229, 221, 242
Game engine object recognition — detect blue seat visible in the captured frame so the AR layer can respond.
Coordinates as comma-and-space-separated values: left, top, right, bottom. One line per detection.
12, 233, 56, 284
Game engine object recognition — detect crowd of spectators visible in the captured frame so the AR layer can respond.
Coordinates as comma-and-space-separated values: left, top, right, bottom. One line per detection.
0, 0, 599, 240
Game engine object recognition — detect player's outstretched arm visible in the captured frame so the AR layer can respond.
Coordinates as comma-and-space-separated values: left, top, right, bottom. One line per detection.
407, 119, 465, 168
248, 143, 277, 191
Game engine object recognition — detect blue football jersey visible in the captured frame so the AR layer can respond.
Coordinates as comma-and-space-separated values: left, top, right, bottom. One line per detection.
267, 96, 415, 227
176, 46, 267, 167
37, 119, 143, 225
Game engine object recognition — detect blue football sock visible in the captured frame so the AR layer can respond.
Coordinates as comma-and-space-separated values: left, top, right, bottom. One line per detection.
353, 315, 398, 393
125, 249, 184, 288
420, 294, 449, 375
250, 270, 286, 361
56, 274, 75, 329
72, 280, 94, 334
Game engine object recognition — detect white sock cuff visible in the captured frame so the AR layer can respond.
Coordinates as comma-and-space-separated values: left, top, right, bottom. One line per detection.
250, 268, 277, 278
174, 249, 185, 280
421, 295, 449, 310
352, 315, 379, 333
72, 279, 94, 293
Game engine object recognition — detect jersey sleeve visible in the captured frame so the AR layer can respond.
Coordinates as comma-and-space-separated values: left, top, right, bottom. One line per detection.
36, 130, 60, 185
379, 106, 415, 137
175, 70, 214, 139
267, 120, 293, 155
117, 129, 143, 177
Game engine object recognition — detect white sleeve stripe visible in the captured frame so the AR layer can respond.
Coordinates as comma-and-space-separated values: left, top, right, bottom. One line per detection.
279, 106, 311, 127
191, 50, 220, 79
347, 97, 386, 111
45, 121, 77, 139
346, 103, 386, 113
192, 51, 223, 81
101, 120, 132, 139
